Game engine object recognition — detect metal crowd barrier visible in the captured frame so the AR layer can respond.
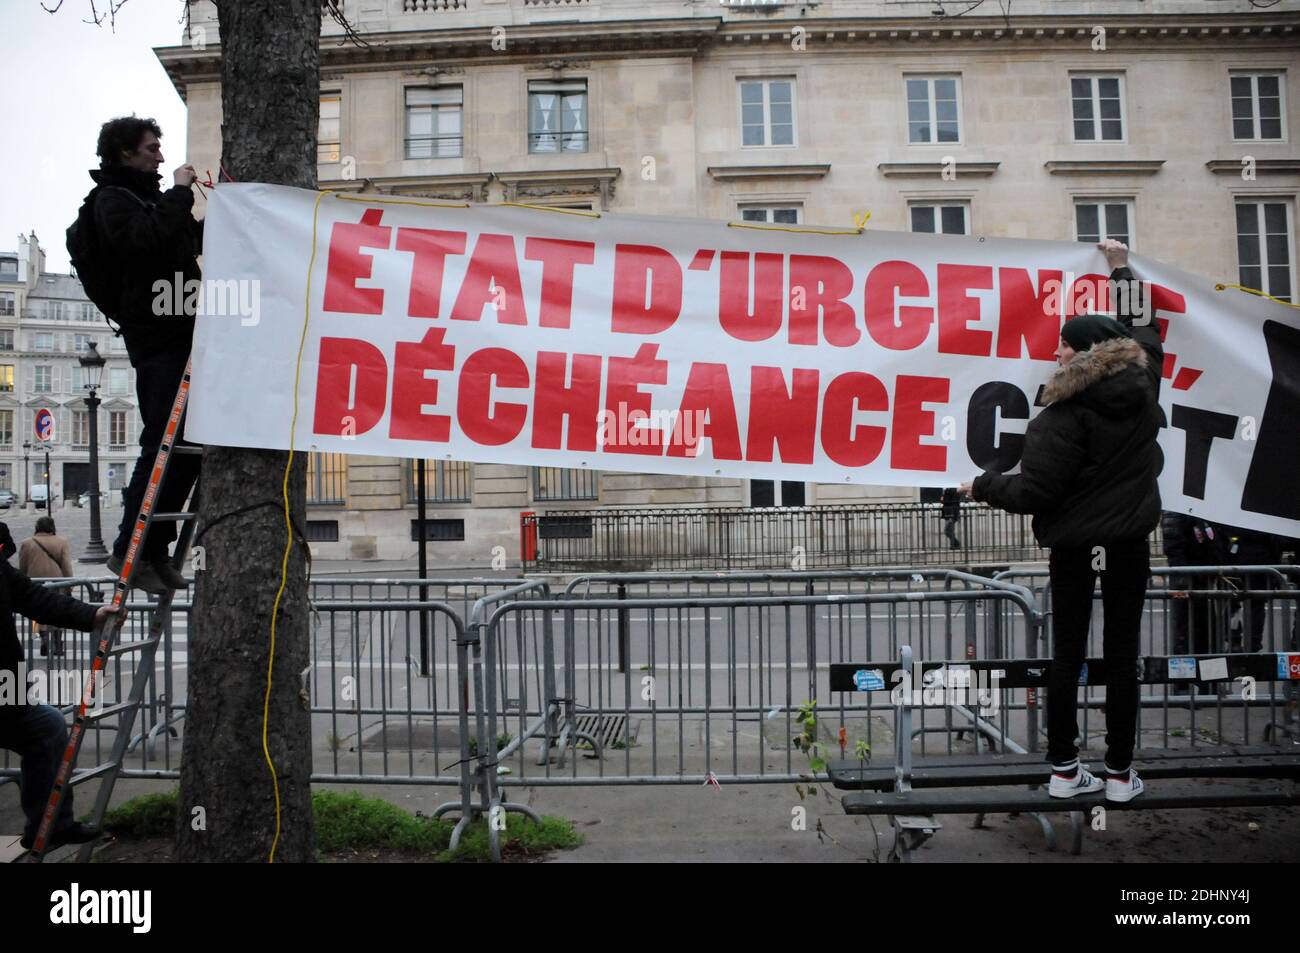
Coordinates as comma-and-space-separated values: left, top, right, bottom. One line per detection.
464, 585, 1042, 858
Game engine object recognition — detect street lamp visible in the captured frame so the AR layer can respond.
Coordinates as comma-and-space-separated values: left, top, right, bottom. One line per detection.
22, 440, 30, 505
78, 341, 108, 561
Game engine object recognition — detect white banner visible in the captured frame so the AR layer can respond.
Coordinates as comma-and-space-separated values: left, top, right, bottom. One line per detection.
188, 183, 1300, 539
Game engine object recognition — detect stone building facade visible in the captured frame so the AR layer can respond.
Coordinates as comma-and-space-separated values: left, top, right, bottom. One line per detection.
157, 0, 1300, 564
0, 234, 141, 510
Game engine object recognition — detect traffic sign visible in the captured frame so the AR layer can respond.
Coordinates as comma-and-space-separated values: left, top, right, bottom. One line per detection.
34, 408, 54, 442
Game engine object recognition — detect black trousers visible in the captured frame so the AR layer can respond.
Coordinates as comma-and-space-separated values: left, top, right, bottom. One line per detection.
112, 348, 201, 560
1047, 537, 1150, 770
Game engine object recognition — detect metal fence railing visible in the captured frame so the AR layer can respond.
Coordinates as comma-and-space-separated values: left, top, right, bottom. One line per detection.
4, 564, 1294, 863
521, 502, 1165, 573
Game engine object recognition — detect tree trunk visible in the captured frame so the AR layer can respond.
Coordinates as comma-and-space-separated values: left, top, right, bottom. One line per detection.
176, 0, 320, 863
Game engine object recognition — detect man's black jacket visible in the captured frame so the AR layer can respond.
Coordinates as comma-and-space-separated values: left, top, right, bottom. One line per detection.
0, 560, 99, 724
88, 166, 200, 364
972, 267, 1164, 548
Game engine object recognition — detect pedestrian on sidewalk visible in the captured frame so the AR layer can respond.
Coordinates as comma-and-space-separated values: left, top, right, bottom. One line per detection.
960, 239, 1161, 804
18, 517, 76, 658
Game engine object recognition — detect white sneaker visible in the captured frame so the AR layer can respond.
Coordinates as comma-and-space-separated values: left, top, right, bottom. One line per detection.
1049, 765, 1105, 798
1106, 769, 1145, 803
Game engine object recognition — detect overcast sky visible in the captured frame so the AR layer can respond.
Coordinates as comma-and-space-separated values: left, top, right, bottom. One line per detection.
0, 0, 189, 272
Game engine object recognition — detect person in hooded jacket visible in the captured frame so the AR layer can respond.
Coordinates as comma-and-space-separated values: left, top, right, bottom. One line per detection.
82, 117, 202, 595
960, 239, 1161, 803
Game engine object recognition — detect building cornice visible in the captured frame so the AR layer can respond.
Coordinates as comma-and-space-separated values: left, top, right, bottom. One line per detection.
155, 12, 1300, 98
878, 161, 998, 178
493, 166, 622, 207
320, 172, 494, 202
1206, 158, 1300, 176
1044, 159, 1166, 176
707, 163, 831, 181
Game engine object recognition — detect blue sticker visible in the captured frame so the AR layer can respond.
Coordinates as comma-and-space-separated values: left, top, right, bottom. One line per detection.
853, 669, 885, 692
1168, 657, 1197, 679
1077, 662, 1088, 685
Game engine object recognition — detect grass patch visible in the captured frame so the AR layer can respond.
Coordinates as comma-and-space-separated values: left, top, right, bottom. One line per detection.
103, 787, 581, 862
101, 789, 180, 838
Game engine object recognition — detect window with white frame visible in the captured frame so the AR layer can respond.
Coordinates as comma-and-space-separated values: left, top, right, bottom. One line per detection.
74, 333, 92, 352
0, 329, 12, 350
910, 202, 969, 235
110, 411, 128, 448
34, 332, 53, 351
43, 301, 64, 321
1074, 199, 1133, 247
0, 293, 13, 316
109, 367, 128, 395
0, 366, 12, 392
1231, 72, 1285, 141
72, 410, 89, 447
739, 205, 801, 225
1070, 74, 1125, 142
1236, 199, 1294, 302
905, 76, 961, 144
529, 80, 588, 153
318, 93, 341, 163
739, 78, 796, 147
34, 366, 51, 393
405, 86, 464, 159
0, 410, 11, 447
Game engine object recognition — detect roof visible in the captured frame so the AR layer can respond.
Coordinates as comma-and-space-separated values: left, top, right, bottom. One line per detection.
27, 273, 89, 301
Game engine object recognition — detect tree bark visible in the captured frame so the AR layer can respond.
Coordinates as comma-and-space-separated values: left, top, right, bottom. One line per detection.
176, 0, 320, 863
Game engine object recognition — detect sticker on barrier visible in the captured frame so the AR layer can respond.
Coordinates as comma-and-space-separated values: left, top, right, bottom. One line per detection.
854, 668, 886, 692
1278, 654, 1300, 680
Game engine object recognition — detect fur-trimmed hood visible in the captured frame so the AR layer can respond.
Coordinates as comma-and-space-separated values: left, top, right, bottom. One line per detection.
1042, 336, 1149, 412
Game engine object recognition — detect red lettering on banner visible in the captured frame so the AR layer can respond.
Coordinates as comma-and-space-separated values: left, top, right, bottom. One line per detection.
747, 366, 819, 464
449, 234, 528, 325
821, 372, 888, 467
611, 245, 682, 334
457, 348, 530, 446
719, 251, 784, 343
864, 261, 933, 350
323, 209, 391, 315
605, 343, 667, 454
1063, 273, 1109, 320
532, 351, 604, 451
1149, 282, 1186, 316
313, 337, 388, 435
526, 238, 596, 329
395, 227, 466, 318
789, 255, 859, 347
891, 375, 949, 471
997, 268, 1062, 361
668, 363, 742, 459
937, 264, 994, 357
390, 327, 455, 442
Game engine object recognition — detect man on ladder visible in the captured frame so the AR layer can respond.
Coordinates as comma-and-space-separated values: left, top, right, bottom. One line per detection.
71, 117, 203, 593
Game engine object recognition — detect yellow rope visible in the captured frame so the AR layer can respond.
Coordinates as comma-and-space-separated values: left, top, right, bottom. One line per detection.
263, 189, 333, 862
1213, 282, 1300, 309
333, 193, 469, 209
726, 221, 863, 236
497, 202, 601, 218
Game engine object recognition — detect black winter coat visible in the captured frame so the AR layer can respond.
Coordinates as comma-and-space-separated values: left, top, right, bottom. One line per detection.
972, 268, 1164, 549
0, 560, 99, 726
87, 166, 201, 365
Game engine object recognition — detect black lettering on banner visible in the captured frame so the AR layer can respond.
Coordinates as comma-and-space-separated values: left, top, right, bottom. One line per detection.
967, 381, 1029, 472
1170, 404, 1238, 499
1242, 320, 1300, 520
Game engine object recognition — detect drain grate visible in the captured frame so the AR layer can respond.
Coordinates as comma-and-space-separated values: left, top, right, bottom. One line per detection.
572, 714, 628, 748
